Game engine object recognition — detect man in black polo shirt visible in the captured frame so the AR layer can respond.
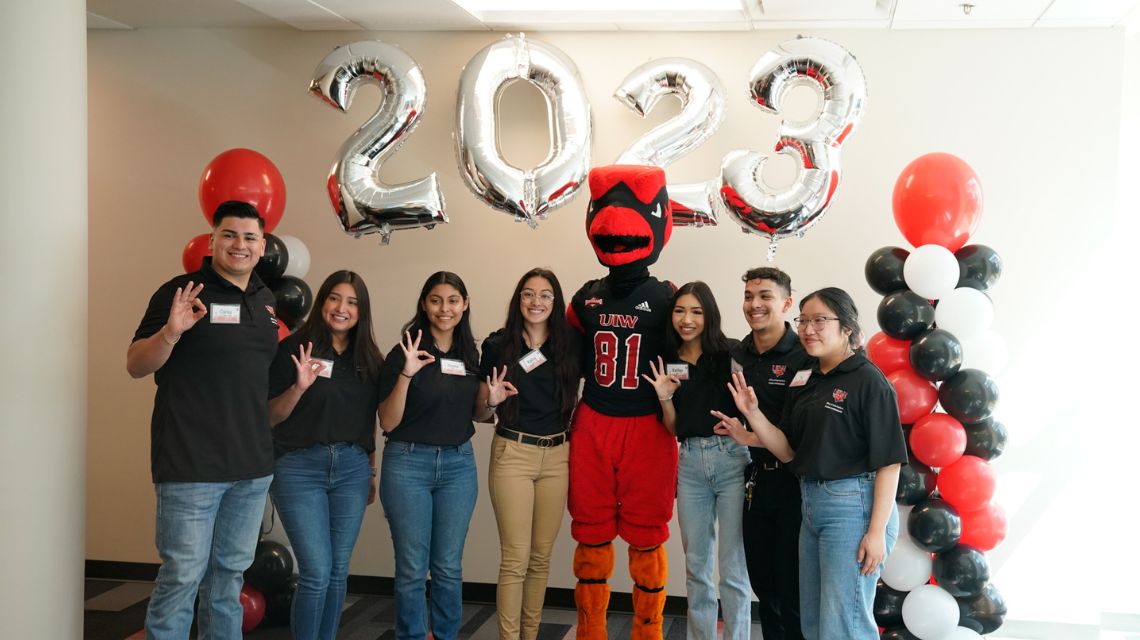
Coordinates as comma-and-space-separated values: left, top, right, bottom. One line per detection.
729, 267, 810, 640
127, 201, 278, 639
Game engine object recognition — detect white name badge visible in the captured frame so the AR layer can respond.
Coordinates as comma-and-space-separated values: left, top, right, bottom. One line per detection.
210, 303, 241, 324
519, 349, 547, 373
666, 363, 690, 380
315, 358, 334, 379
440, 358, 467, 376
790, 369, 813, 387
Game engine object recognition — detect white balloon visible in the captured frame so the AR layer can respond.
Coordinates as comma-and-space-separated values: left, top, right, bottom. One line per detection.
935, 287, 993, 341
279, 235, 311, 279
959, 330, 1008, 375
902, 584, 959, 640
940, 627, 982, 640
881, 534, 932, 592
904, 244, 959, 300
897, 505, 913, 541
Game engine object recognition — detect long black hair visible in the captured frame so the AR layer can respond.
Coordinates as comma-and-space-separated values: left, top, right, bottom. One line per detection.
402, 271, 479, 371
666, 281, 734, 361
800, 287, 865, 352
492, 268, 579, 428
294, 270, 382, 382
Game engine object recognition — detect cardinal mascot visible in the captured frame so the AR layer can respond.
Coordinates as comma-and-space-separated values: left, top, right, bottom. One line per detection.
566, 165, 677, 640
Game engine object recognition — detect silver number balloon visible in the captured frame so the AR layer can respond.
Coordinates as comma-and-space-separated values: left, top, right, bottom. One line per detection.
310, 41, 446, 245
614, 58, 727, 227
455, 34, 591, 227
720, 37, 867, 259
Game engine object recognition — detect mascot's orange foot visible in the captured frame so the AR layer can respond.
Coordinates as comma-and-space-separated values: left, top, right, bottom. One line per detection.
574, 542, 614, 640
629, 545, 668, 640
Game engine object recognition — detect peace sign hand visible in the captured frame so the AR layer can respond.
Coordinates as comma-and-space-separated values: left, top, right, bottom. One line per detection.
486, 365, 519, 408
399, 330, 436, 377
727, 371, 762, 419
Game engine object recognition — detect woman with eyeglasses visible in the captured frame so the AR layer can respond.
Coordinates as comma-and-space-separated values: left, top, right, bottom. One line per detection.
713, 287, 907, 640
641, 281, 752, 640
476, 268, 579, 640
376, 271, 482, 640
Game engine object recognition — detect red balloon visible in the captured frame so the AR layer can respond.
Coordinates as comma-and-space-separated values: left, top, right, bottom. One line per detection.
239, 584, 266, 632
867, 332, 912, 376
910, 413, 966, 468
199, 148, 286, 233
892, 153, 983, 252
181, 233, 212, 273
886, 368, 937, 424
960, 502, 1007, 551
277, 321, 291, 343
937, 455, 995, 512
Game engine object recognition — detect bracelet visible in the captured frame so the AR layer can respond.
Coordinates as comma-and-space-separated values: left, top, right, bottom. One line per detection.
485, 399, 499, 410
162, 328, 181, 346
400, 371, 413, 379
659, 393, 674, 402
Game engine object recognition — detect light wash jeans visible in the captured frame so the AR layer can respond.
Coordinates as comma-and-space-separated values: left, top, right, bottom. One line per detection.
799, 473, 899, 640
145, 475, 272, 640
676, 435, 752, 640
380, 440, 478, 640
271, 443, 371, 640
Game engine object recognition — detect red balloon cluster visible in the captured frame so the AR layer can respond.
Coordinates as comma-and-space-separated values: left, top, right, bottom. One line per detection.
892, 152, 982, 253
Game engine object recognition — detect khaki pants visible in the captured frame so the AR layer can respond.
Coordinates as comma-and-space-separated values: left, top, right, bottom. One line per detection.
489, 434, 569, 640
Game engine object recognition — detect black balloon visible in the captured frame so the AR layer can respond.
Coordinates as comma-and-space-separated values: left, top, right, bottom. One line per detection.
908, 498, 962, 552
262, 575, 298, 627
873, 580, 907, 628
938, 368, 999, 423
865, 246, 910, 295
909, 329, 963, 381
879, 628, 920, 640
957, 582, 1007, 634
877, 291, 935, 340
934, 544, 990, 597
955, 244, 1003, 292
896, 461, 937, 505
255, 233, 290, 283
963, 417, 1007, 461
244, 540, 294, 593
272, 276, 313, 331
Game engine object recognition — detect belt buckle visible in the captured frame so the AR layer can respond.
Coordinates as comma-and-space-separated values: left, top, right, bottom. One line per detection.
762, 459, 780, 471
536, 435, 555, 448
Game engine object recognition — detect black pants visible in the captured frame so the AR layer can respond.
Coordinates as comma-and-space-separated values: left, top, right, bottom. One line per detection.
742, 464, 803, 640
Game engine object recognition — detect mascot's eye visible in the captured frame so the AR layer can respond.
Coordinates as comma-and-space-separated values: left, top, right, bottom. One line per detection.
650, 203, 662, 219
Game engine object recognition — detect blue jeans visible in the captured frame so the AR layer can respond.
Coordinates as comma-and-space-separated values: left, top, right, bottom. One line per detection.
380, 440, 477, 640
145, 475, 272, 640
271, 443, 371, 640
798, 474, 898, 640
676, 436, 752, 640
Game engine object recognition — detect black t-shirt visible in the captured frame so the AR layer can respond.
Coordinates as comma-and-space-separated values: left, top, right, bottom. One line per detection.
377, 341, 479, 446
268, 333, 380, 457
569, 276, 675, 416
132, 262, 277, 483
731, 324, 814, 467
781, 352, 909, 480
479, 329, 564, 436
671, 346, 741, 440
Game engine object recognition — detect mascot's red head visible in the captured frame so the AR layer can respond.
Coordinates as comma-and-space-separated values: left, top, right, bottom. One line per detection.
586, 165, 673, 270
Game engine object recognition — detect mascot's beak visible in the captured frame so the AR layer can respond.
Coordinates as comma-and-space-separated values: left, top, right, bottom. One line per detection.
588, 204, 655, 266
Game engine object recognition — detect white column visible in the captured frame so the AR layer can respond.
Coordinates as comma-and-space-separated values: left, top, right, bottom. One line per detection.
0, 0, 88, 638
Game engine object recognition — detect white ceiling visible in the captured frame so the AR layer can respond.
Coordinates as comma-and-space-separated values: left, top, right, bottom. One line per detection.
87, 0, 1140, 31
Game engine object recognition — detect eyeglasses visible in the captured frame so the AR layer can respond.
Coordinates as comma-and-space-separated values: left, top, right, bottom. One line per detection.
794, 316, 839, 331
520, 290, 555, 303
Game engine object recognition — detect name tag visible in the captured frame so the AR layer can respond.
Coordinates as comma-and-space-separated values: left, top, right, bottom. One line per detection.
315, 358, 334, 379
210, 303, 241, 324
440, 358, 467, 376
790, 369, 813, 387
519, 349, 547, 373
666, 363, 690, 380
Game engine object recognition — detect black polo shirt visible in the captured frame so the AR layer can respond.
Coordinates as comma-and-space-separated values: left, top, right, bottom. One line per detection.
479, 329, 564, 436
269, 333, 380, 457
132, 261, 277, 483
781, 352, 908, 480
671, 345, 740, 440
731, 324, 813, 467
377, 342, 479, 446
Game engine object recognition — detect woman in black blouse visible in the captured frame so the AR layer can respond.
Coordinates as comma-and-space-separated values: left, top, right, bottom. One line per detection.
376, 271, 483, 640
714, 287, 907, 640
476, 267, 579, 640
268, 270, 383, 640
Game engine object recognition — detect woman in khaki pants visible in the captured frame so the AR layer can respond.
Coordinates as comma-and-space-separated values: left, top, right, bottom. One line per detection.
476, 268, 580, 640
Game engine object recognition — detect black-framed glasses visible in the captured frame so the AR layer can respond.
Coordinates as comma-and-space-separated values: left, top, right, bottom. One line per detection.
520, 290, 555, 303
793, 316, 839, 331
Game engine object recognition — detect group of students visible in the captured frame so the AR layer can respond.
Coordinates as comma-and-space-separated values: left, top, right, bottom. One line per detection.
129, 200, 906, 640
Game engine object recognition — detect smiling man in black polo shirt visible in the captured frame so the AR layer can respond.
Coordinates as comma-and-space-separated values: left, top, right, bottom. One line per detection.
127, 201, 279, 639
728, 267, 810, 640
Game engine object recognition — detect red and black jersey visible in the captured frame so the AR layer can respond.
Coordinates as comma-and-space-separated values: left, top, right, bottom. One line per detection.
568, 276, 675, 417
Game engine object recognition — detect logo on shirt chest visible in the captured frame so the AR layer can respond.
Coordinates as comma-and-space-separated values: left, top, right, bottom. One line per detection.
825, 388, 848, 414
265, 305, 279, 326
767, 363, 788, 386
585, 297, 604, 308
772, 365, 786, 376
598, 314, 639, 329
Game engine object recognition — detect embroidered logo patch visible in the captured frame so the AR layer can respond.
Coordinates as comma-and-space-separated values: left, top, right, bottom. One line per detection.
772, 365, 786, 376
832, 388, 848, 403
585, 297, 604, 308
634, 301, 652, 312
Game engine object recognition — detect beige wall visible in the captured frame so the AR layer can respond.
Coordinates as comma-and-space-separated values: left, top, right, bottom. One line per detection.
88, 27, 1137, 627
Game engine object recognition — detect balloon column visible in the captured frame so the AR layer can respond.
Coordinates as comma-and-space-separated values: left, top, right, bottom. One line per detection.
242, 538, 299, 631
185, 149, 315, 341
870, 153, 1009, 638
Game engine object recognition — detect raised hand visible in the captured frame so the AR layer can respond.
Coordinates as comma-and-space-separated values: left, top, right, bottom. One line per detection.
486, 365, 519, 408
399, 330, 436, 377
290, 341, 325, 391
727, 371, 761, 418
641, 356, 680, 401
167, 281, 207, 338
